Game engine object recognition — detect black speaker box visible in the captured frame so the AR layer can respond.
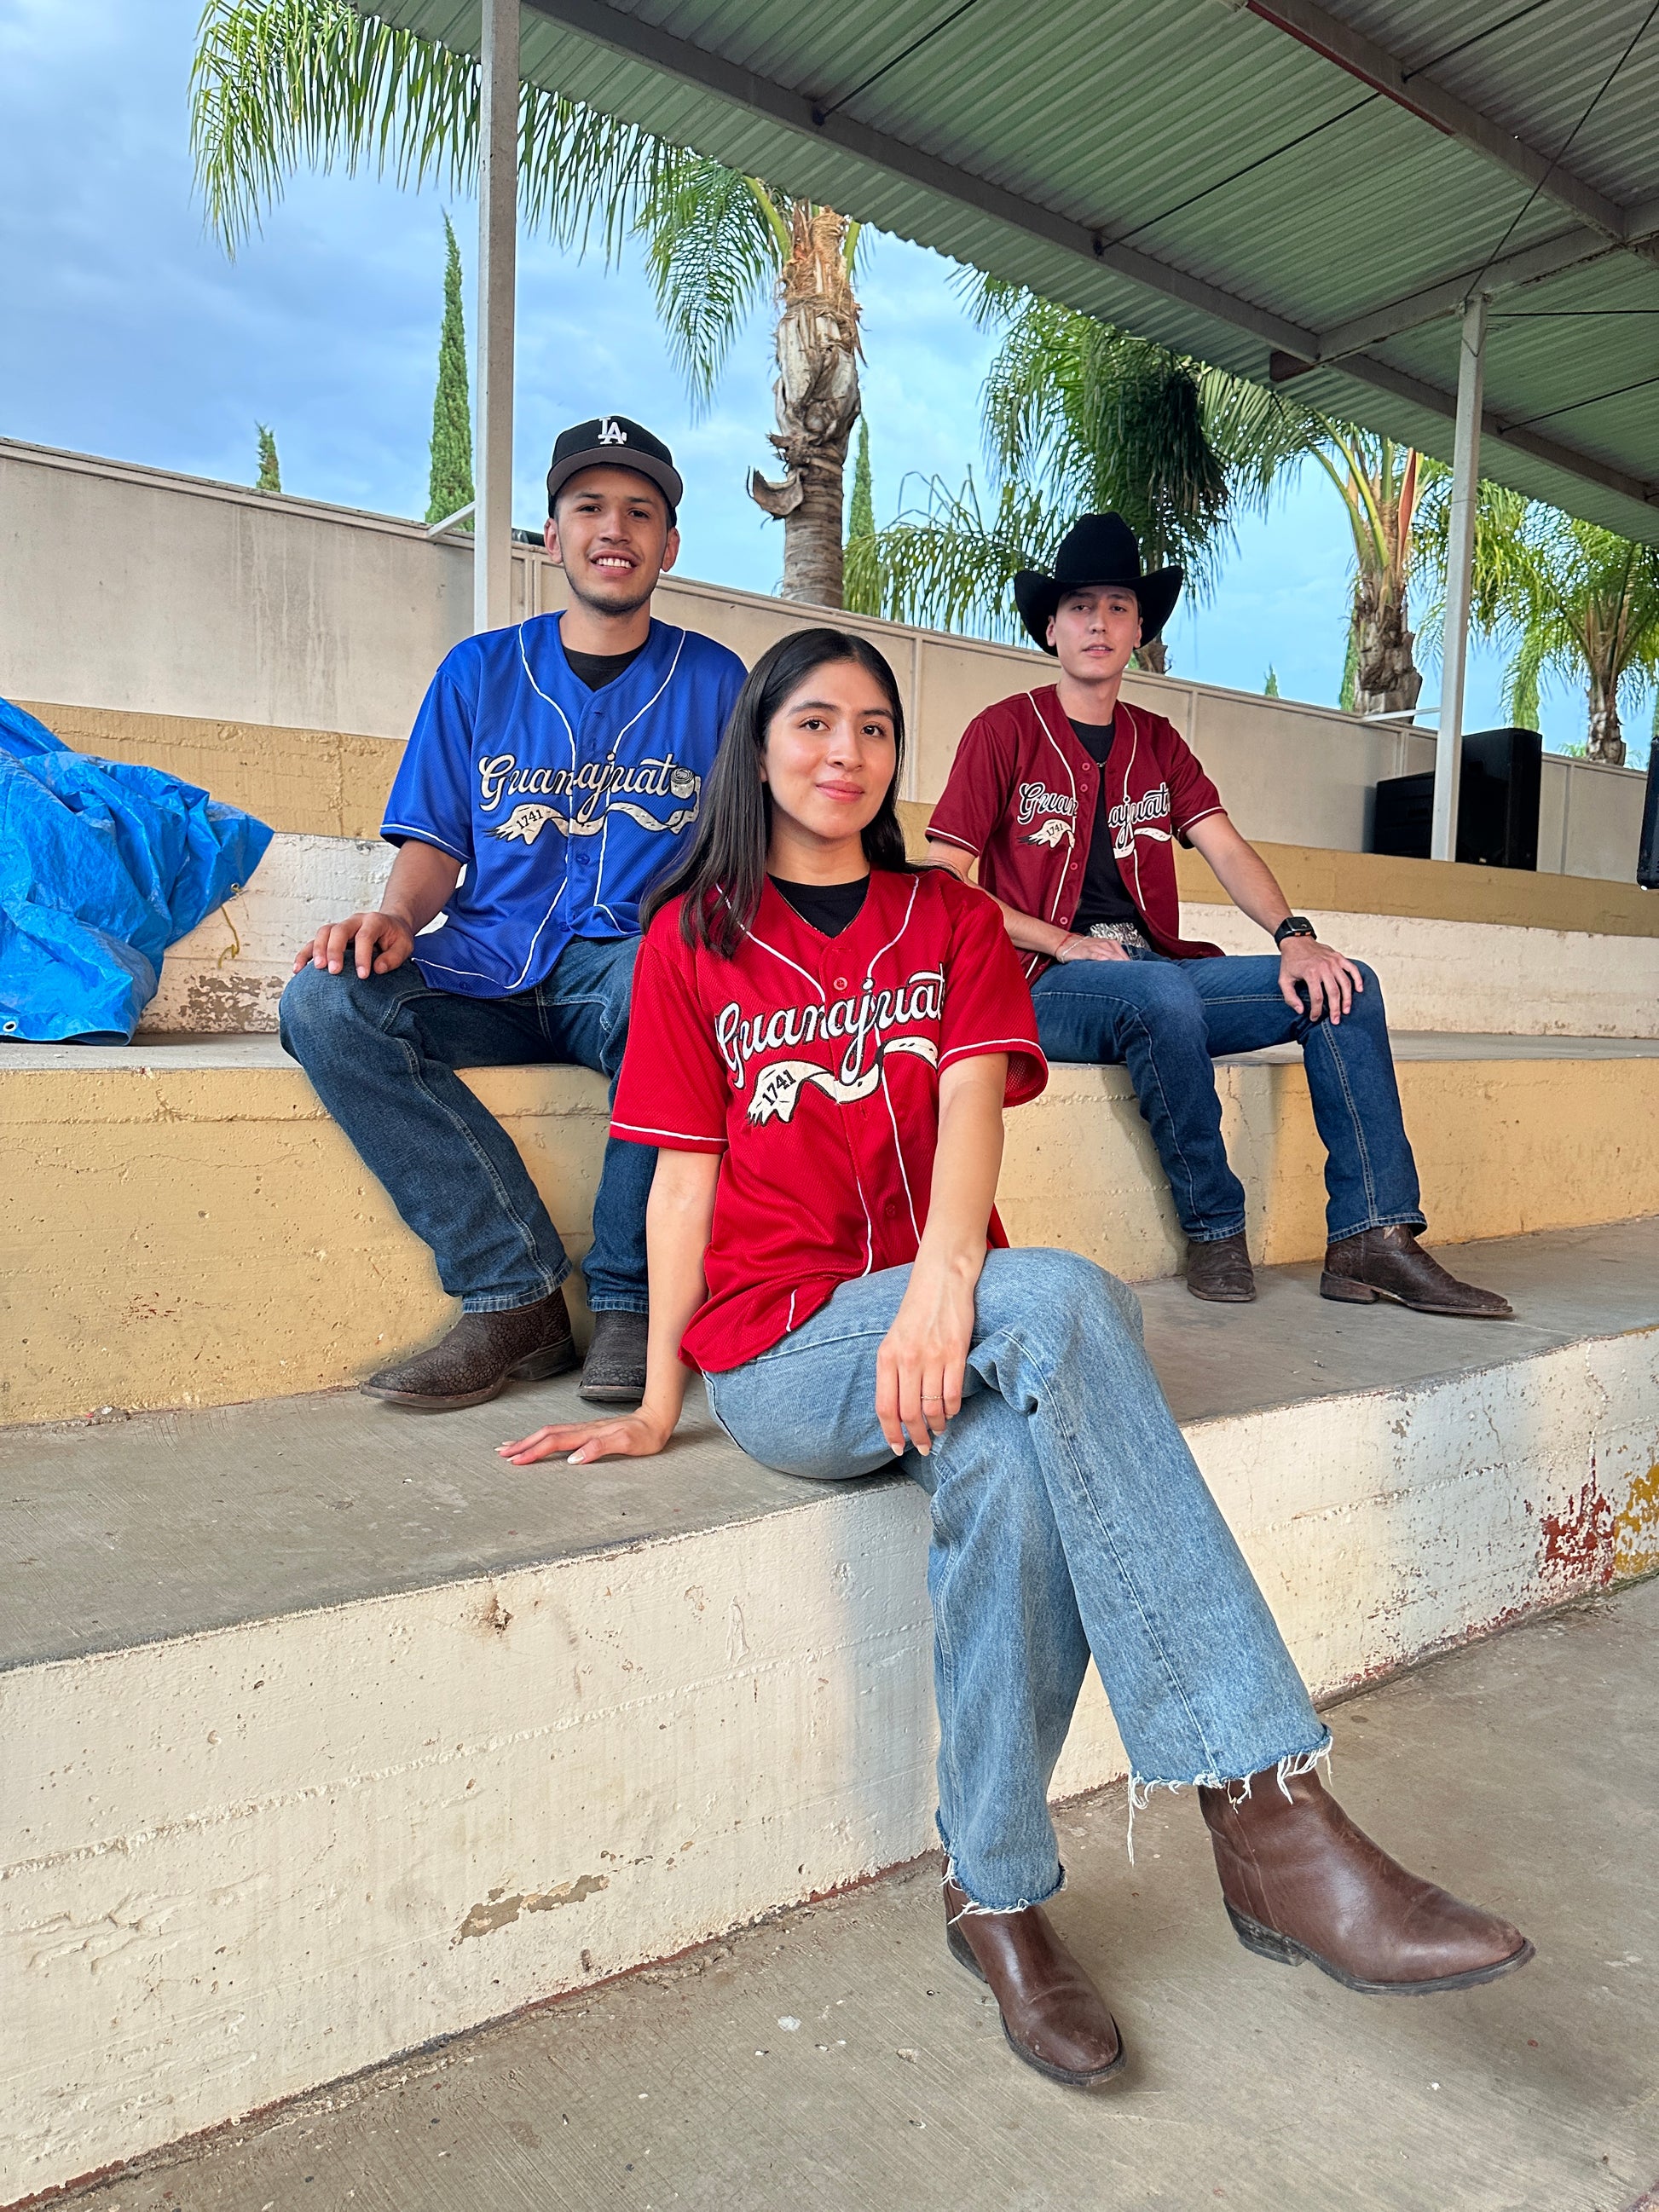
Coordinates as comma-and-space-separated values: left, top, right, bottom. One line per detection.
1372, 727, 1542, 869
1639, 742, 1659, 890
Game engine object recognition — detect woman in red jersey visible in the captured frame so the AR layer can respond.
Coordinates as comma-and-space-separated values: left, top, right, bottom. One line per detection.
500, 629, 1530, 2089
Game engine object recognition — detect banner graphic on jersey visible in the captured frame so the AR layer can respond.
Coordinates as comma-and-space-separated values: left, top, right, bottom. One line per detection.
747, 1036, 939, 1125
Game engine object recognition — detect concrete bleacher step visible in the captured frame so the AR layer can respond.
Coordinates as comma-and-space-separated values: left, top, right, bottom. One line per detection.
5, 1032, 1659, 1425
4, 1219, 1656, 2201
142, 817, 1659, 1039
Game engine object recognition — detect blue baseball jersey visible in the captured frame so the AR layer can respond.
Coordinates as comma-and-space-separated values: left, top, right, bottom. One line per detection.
383, 613, 746, 997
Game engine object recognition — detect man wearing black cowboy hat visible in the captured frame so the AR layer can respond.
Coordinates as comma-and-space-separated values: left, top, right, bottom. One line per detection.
926, 512, 1511, 1318
281, 415, 747, 1408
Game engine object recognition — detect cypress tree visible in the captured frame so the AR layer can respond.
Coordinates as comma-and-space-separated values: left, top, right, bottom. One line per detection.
427, 213, 475, 531
1263, 666, 1280, 696
847, 418, 873, 544
254, 424, 281, 494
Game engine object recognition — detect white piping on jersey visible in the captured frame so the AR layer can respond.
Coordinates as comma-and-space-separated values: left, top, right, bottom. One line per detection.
381, 820, 471, 865
737, 919, 829, 1002
507, 621, 581, 989
592, 627, 688, 926
785, 1288, 799, 1335
1116, 702, 1148, 917
867, 879, 923, 1250
612, 1117, 726, 1146
1026, 691, 1079, 926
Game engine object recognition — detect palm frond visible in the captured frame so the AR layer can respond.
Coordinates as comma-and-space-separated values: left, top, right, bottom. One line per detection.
191, 0, 676, 258
634, 159, 780, 405
845, 472, 1058, 644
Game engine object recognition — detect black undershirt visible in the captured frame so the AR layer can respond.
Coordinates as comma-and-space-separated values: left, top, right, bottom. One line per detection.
1067, 714, 1142, 930
770, 874, 870, 938
564, 640, 648, 691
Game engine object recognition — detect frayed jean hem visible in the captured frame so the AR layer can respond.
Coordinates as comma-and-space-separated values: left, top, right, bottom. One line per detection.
1125, 1730, 1333, 1860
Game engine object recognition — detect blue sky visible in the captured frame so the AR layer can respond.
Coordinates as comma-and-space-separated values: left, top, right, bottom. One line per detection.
2, 0, 1649, 763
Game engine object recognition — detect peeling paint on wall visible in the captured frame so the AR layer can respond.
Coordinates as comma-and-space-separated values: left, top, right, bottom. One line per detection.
454, 1874, 608, 1943
1538, 1478, 1617, 1588
1615, 1463, 1659, 1580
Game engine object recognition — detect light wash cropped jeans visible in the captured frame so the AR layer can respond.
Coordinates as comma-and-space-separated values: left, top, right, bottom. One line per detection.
704, 1247, 1328, 1912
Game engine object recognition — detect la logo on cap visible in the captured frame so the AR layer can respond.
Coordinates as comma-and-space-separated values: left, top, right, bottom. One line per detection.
598, 418, 627, 445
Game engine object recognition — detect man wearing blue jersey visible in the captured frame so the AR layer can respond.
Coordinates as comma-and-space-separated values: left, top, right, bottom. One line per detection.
281, 417, 746, 1410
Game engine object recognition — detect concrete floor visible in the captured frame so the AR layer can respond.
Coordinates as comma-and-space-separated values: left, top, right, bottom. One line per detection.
53, 1576, 1659, 2212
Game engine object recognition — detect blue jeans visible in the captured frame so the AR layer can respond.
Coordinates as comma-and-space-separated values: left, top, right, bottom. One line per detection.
704, 1248, 1327, 1911
280, 934, 651, 1314
1032, 950, 1425, 1245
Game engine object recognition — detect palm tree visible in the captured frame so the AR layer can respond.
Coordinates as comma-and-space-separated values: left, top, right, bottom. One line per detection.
1313, 432, 1425, 719
1419, 485, 1659, 764
190, 0, 864, 605
847, 289, 1318, 670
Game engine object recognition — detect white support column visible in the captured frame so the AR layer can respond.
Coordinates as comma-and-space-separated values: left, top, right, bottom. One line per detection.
474, 0, 519, 635
1432, 293, 1488, 862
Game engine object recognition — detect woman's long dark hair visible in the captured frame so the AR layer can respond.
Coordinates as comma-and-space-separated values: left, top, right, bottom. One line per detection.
643, 627, 918, 958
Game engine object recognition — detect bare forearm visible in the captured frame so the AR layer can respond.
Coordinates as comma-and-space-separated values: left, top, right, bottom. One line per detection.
383, 840, 464, 933
639, 1152, 720, 1434
916, 1057, 1005, 1276
1187, 817, 1291, 937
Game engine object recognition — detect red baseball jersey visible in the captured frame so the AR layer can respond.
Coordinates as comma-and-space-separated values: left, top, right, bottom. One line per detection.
612, 866, 1047, 1373
928, 687, 1227, 977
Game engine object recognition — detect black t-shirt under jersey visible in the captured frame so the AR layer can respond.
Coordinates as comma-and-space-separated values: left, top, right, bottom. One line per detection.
770, 875, 870, 938
564, 641, 648, 690
1068, 714, 1143, 930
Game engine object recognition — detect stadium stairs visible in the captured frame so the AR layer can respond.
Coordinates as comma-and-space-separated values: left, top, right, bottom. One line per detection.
3, 705, 1656, 2203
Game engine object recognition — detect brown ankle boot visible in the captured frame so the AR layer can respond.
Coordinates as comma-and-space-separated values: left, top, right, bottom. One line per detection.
1199, 1768, 1533, 1995
943, 1877, 1124, 2086
1186, 1233, 1256, 1302
1321, 1224, 1513, 1318
361, 1290, 577, 1411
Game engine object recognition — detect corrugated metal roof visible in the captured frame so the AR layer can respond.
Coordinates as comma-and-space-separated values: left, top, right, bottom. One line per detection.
369, 0, 1659, 540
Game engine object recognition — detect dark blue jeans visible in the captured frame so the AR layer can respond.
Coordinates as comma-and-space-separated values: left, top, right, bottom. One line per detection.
1031, 950, 1424, 1245
280, 934, 651, 1314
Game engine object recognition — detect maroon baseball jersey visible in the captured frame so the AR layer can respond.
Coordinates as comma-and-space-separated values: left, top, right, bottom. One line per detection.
928, 687, 1227, 977
612, 866, 1047, 1373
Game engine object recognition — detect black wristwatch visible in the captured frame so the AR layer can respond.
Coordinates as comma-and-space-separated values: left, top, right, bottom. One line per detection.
1274, 915, 1317, 946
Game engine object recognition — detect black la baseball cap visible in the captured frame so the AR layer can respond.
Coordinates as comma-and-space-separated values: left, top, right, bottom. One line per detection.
546, 415, 683, 521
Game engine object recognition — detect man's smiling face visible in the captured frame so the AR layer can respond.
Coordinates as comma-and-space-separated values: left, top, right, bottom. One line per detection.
546, 466, 679, 616
1048, 585, 1142, 686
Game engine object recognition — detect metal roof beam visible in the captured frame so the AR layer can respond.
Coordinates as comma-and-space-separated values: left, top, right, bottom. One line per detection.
1314, 225, 1626, 361
1336, 350, 1659, 510
512, 0, 1659, 521
1240, 0, 1631, 242
518, 0, 1319, 356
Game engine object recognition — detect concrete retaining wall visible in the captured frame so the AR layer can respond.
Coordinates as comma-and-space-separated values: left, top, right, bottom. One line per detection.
3, 439, 1645, 880
5, 1308, 1656, 2201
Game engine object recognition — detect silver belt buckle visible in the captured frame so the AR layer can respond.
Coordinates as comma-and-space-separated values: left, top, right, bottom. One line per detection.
1087, 921, 1147, 948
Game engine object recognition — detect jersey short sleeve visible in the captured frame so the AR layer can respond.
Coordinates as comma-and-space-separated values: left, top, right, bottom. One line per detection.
936, 880, 1047, 1107
612, 907, 730, 1152
381, 651, 478, 865
927, 709, 1017, 859
1163, 721, 1225, 843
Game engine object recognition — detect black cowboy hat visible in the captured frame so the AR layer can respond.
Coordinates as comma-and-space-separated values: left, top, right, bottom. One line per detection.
1013, 513, 1184, 653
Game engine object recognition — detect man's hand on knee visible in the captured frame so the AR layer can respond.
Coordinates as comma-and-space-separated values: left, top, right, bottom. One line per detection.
1278, 938, 1364, 1024
295, 910, 417, 979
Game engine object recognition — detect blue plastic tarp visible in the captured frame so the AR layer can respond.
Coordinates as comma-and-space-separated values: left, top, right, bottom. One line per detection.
0, 698, 275, 1043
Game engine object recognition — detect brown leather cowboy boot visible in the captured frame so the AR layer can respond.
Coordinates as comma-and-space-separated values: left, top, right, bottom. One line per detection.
1185, 1233, 1257, 1302
943, 1876, 1124, 2086
1200, 1768, 1533, 1994
1321, 1224, 1513, 1317
361, 1289, 578, 1411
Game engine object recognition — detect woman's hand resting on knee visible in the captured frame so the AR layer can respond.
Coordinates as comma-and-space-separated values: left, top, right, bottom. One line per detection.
876, 1255, 979, 1457
876, 1055, 1009, 1458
